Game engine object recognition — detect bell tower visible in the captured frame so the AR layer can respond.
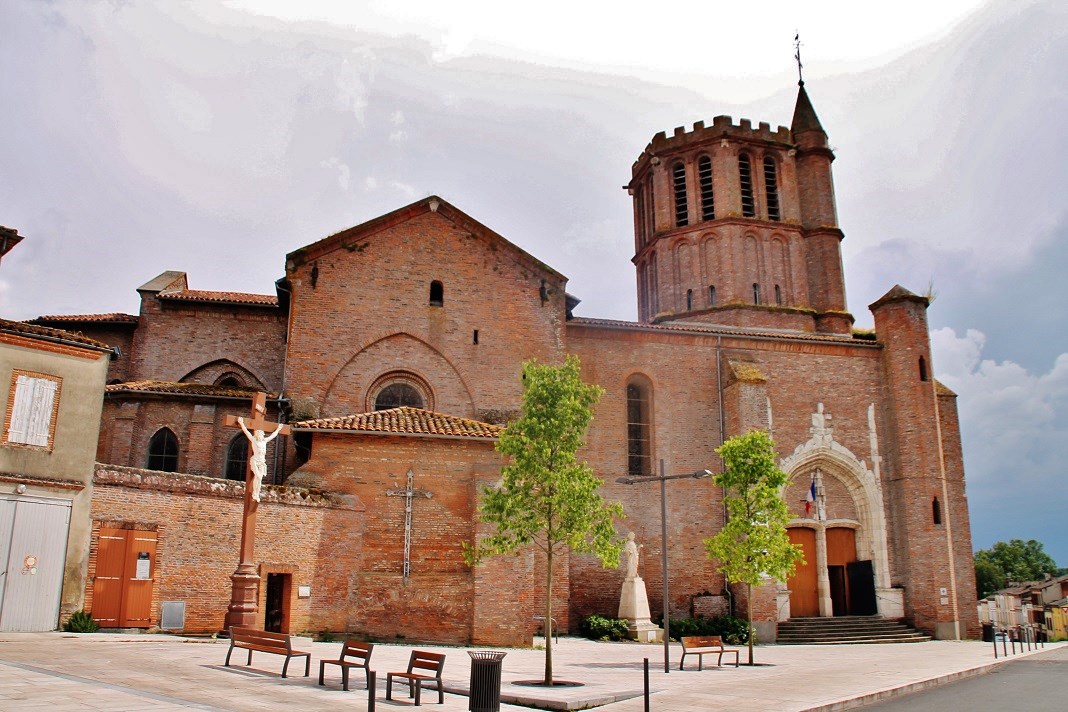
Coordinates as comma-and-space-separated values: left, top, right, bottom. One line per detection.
627, 82, 852, 334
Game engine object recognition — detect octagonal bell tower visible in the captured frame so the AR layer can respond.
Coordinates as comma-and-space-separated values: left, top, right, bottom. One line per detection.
627, 82, 852, 335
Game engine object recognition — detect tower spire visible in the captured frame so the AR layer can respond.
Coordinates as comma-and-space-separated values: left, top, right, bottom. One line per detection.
794, 33, 804, 86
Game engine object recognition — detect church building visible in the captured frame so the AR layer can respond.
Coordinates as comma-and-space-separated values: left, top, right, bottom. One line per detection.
31, 82, 980, 644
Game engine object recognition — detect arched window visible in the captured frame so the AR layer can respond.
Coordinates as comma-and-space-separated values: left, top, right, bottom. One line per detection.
636, 190, 646, 247
686, 289, 693, 310
708, 285, 716, 306
225, 436, 249, 481
429, 281, 444, 307
932, 497, 942, 525
919, 356, 929, 382
375, 383, 425, 410
646, 178, 656, 238
764, 156, 780, 221
626, 379, 652, 475
775, 284, 783, 305
215, 372, 243, 388
739, 154, 755, 218
753, 283, 761, 304
147, 428, 179, 472
672, 162, 688, 227
698, 155, 715, 220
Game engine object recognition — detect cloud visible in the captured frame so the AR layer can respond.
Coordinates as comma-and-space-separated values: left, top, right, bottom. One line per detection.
320, 157, 351, 191
931, 327, 1068, 564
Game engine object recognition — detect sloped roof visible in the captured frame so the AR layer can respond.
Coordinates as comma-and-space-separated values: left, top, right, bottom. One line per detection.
934, 380, 957, 397
293, 406, 503, 440
158, 290, 279, 307
791, 82, 825, 134
568, 316, 876, 346
0, 317, 113, 352
869, 285, 929, 311
287, 195, 565, 283
31, 313, 139, 326
106, 381, 276, 399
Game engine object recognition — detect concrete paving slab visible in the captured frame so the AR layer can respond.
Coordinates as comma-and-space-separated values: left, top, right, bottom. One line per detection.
0, 632, 1060, 711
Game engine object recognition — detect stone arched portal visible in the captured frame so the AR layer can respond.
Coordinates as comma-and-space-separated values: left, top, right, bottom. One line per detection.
778, 404, 903, 619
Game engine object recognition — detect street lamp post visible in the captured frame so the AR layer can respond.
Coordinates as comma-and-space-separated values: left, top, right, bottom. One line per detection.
617, 459, 712, 674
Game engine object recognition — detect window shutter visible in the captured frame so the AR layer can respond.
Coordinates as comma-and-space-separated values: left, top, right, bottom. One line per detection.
6, 375, 58, 447
27, 378, 58, 446
7, 375, 33, 443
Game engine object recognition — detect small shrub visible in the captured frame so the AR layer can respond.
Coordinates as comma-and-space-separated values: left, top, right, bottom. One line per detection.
318, 630, 336, 643
663, 615, 751, 645
581, 614, 631, 641
63, 610, 99, 633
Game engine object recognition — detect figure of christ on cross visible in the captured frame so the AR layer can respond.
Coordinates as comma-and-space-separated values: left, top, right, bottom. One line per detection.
386, 469, 433, 580
222, 392, 290, 630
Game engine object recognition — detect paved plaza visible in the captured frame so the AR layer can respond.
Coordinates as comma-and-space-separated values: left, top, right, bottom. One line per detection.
0, 632, 1060, 711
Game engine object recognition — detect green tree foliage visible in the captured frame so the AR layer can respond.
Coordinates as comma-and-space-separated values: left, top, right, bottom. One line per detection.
703, 430, 803, 665
974, 539, 1059, 598
465, 355, 623, 685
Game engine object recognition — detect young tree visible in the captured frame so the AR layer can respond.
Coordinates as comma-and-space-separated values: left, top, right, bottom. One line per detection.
703, 430, 803, 665
465, 355, 623, 685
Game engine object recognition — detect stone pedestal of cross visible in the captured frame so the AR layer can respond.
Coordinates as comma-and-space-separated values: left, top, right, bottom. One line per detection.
222, 392, 290, 631
385, 469, 432, 580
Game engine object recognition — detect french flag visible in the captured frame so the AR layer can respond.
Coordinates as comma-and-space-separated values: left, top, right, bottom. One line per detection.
805, 479, 816, 516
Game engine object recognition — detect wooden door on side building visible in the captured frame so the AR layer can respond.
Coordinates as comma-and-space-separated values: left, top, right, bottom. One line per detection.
91, 527, 157, 628
787, 528, 819, 617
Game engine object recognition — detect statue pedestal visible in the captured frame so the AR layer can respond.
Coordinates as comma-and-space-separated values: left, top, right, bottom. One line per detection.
618, 576, 663, 643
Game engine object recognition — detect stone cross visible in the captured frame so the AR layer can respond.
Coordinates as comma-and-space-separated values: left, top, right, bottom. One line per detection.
386, 468, 432, 580
221, 392, 290, 630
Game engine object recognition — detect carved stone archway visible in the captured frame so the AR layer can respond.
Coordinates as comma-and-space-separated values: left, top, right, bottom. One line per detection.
779, 404, 902, 619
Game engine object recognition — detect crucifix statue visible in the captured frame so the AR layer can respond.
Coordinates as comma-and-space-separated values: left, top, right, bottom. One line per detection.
222, 392, 290, 630
386, 468, 432, 580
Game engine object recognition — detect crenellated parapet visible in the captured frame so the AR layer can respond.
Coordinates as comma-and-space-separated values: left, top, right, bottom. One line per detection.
632, 115, 793, 175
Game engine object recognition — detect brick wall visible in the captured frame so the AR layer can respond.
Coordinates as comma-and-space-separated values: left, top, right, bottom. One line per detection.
129, 292, 286, 389
87, 465, 359, 634
283, 205, 566, 427
99, 397, 285, 481
286, 430, 533, 646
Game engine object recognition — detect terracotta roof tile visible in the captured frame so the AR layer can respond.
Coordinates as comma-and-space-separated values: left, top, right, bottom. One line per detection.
0, 317, 113, 351
30, 313, 139, 325
159, 290, 279, 307
294, 406, 503, 439
568, 316, 874, 345
106, 381, 276, 399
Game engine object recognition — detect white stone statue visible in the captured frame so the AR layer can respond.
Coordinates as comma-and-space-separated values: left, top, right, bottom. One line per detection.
238, 417, 284, 502
623, 531, 641, 580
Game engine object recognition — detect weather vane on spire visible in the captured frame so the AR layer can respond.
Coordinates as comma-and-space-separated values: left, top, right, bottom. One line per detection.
794, 32, 804, 86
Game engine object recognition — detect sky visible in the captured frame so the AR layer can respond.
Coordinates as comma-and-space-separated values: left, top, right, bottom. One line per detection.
1, 0, 1065, 566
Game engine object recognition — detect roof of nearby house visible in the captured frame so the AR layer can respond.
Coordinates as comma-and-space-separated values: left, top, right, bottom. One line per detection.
105, 381, 277, 399
30, 313, 139, 326
567, 316, 877, 346
293, 406, 503, 439
0, 317, 114, 352
157, 290, 279, 307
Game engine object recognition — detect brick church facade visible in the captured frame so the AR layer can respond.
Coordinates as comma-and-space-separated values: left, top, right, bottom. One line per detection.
33, 83, 979, 643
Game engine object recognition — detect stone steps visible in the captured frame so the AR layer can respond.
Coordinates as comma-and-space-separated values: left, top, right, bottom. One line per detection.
777, 616, 931, 645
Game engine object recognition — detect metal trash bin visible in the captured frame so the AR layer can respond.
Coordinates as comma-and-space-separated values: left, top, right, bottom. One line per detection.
468, 651, 507, 712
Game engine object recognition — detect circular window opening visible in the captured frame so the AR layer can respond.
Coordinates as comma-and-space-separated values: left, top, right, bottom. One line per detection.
374, 382, 425, 410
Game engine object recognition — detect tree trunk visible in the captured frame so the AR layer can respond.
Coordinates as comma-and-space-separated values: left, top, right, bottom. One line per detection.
746, 582, 754, 665
544, 547, 554, 685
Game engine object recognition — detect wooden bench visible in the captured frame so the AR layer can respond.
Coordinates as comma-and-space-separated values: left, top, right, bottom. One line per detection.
386, 650, 446, 706
318, 639, 374, 691
224, 626, 311, 678
679, 635, 739, 670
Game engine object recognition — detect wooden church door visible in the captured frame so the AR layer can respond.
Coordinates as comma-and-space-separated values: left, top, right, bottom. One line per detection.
787, 528, 819, 616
